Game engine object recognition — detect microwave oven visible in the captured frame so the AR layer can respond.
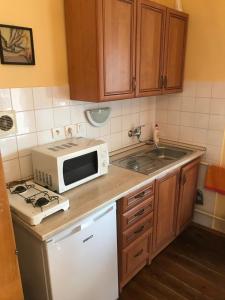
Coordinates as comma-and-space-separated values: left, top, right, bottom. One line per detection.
32, 138, 109, 193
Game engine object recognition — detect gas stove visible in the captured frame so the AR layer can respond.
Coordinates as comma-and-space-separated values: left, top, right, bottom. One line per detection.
7, 180, 69, 226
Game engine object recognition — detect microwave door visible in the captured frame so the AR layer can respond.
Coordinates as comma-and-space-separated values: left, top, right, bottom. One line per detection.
63, 151, 98, 186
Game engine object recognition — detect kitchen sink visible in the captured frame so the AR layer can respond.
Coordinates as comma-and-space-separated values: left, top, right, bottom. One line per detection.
112, 145, 193, 175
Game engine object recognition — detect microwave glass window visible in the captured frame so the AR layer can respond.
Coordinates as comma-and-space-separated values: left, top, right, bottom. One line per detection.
63, 151, 98, 186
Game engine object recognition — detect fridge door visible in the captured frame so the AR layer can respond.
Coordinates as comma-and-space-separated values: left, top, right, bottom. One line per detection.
45, 203, 118, 300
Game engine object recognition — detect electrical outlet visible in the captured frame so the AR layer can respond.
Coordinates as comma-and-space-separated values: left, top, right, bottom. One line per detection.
51, 127, 65, 141
64, 125, 75, 138
75, 123, 86, 138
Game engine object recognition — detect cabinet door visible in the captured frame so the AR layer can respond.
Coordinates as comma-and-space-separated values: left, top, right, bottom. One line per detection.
99, 0, 136, 100
136, 0, 166, 97
0, 154, 23, 300
153, 170, 179, 256
177, 159, 200, 234
163, 9, 188, 93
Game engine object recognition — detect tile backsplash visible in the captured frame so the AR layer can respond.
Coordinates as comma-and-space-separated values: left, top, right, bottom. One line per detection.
0, 86, 155, 183
156, 81, 225, 165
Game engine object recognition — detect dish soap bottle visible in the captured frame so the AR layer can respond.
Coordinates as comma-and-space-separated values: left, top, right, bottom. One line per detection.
153, 124, 160, 146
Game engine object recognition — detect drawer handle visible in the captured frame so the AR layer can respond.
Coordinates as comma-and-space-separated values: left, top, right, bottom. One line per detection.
134, 225, 145, 234
134, 208, 145, 217
134, 191, 146, 199
134, 249, 144, 258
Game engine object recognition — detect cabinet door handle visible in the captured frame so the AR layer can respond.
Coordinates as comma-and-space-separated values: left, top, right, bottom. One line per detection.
132, 77, 136, 91
160, 75, 164, 89
134, 191, 146, 199
134, 208, 145, 218
134, 225, 145, 235
134, 249, 144, 258
164, 76, 168, 88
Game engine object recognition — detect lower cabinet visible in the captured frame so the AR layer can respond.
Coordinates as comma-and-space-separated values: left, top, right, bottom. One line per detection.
177, 158, 201, 234
117, 158, 201, 290
153, 169, 180, 256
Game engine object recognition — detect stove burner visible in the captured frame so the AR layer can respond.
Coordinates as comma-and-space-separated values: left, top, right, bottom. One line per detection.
35, 197, 50, 207
13, 185, 27, 194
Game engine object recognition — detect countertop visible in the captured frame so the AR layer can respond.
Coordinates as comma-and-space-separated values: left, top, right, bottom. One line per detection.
12, 142, 205, 241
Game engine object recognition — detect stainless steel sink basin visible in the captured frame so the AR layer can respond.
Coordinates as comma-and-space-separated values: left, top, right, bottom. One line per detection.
112, 145, 192, 175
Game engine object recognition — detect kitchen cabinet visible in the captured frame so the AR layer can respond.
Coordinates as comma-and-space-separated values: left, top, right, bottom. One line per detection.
117, 182, 154, 290
153, 169, 180, 256
176, 158, 200, 234
64, 0, 188, 102
163, 9, 189, 93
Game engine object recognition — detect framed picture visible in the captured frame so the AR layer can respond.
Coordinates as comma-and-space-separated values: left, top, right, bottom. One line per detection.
0, 24, 35, 65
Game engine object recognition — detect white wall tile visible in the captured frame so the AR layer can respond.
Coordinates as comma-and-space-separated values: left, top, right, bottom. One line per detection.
182, 81, 196, 97
167, 111, 180, 125
16, 111, 36, 135
35, 109, 54, 131
109, 101, 122, 117
194, 113, 209, 129
131, 99, 140, 113
19, 155, 33, 179
0, 89, 12, 111
70, 105, 86, 123
210, 99, 225, 115
195, 98, 211, 114
33, 87, 53, 109
180, 112, 195, 127
156, 110, 167, 124
37, 130, 54, 145
52, 86, 70, 107
11, 88, 34, 111
110, 132, 122, 151
100, 121, 110, 137
195, 82, 212, 98
167, 96, 181, 111
165, 125, 179, 140
212, 82, 225, 98
86, 124, 100, 138
179, 126, 194, 143
0, 137, 18, 161
17, 133, 38, 157
206, 145, 221, 164
156, 96, 168, 110
122, 99, 132, 115
3, 159, 21, 183
209, 115, 225, 131
181, 97, 195, 112
53, 107, 71, 127
207, 130, 224, 147
192, 128, 207, 145
111, 116, 122, 134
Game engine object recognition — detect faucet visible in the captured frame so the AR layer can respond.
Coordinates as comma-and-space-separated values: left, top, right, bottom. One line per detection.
128, 125, 145, 142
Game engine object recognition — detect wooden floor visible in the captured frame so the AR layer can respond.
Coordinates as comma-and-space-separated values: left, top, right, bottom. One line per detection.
119, 225, 225, 300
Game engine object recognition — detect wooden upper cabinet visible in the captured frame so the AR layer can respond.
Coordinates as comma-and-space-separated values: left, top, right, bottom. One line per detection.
163, 9, 188, 93
153, 169, 179, 256
64, 0, 188, 102
101, 0, 136, 99
136, 0, 166, 97
177, 159, 200, 234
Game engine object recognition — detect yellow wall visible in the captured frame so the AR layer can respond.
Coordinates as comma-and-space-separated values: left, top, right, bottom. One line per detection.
182, 0, 225, 81
0, 0, 68, 88
1, 0, 225, 87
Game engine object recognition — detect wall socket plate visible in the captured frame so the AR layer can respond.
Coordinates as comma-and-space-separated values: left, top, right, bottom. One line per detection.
76, 123, 86, 138
64, 125, 75, 138
51, 127, 65, 141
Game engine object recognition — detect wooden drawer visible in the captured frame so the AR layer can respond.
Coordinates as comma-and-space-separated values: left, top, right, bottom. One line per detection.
121, 197, 154, 230
122, 213, 153, 248
121, 183, 154, 212
121, 231, 151, 284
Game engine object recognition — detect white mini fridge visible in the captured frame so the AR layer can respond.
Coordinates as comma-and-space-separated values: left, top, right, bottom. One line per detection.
45, 203, 118, 300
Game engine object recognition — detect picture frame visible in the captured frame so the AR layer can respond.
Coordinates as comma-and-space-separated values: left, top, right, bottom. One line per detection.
0, 24, 35, 65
